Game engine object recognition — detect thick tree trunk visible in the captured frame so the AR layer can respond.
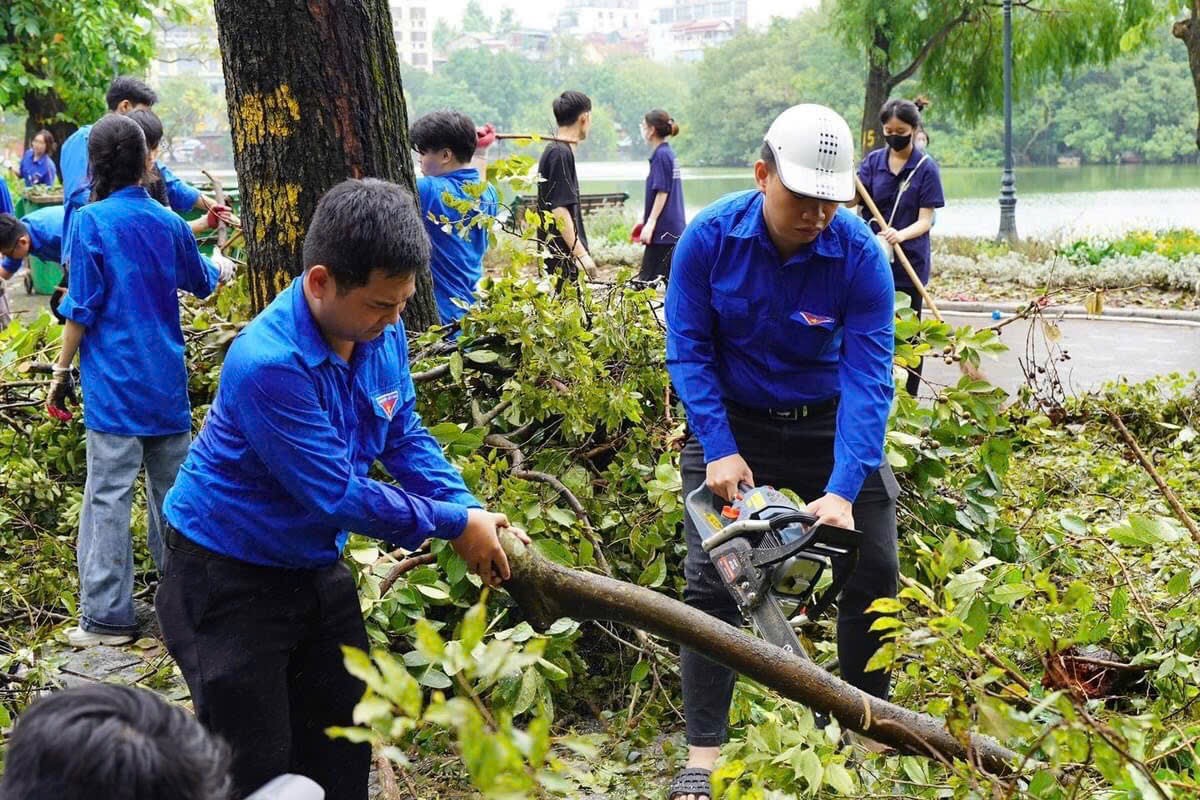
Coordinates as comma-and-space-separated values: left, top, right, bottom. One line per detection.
860, 29, 892, 158
500, 532, 1021, 776
22, 89, 76, 175
1175, 4, 1200, 152
213, 0, 439, 327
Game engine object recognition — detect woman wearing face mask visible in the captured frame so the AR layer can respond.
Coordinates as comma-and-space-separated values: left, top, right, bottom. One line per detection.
852, 96, 944, 396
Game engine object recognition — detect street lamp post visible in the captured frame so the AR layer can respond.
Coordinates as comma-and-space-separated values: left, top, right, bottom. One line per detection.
996, 0, 1018, 243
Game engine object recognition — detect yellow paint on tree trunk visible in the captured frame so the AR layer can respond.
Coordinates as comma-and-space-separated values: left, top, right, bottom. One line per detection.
233, 84, 302, 151
248, 182, 304, 250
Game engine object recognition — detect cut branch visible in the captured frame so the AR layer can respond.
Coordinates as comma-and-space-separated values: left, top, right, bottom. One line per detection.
499, 532, 1021, 776
1105, 409, 1200, 547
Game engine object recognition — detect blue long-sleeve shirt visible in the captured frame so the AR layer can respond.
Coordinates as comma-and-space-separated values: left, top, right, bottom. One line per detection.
18, 148, 57, 187
59, 121, 200, 265
417, 168, 499, 326
665, 190, 895, 502
164, 278, 481, 569
58, 186, 218, 436
1, 205, 64, 276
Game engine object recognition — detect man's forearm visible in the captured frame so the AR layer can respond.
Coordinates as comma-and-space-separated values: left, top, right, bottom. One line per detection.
552, 207, 588, 257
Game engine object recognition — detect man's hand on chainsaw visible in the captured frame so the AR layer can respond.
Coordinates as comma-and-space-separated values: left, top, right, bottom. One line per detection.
706, 453, 754, 502
805, 492, 854, 530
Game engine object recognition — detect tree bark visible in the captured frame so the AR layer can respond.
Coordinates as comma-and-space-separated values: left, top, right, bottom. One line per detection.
500, 532, 1022, 776
1174, 3, 1200, 152
860, 28, 892, 156
22, 88, 76, 174
213, 0, 439, 328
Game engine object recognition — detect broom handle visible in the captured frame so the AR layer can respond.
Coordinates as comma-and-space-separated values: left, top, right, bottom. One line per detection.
853, 174, 943, 322
495, 133, 577, 144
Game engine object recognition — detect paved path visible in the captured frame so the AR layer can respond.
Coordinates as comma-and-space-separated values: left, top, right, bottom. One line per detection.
924, 311, 1200, 397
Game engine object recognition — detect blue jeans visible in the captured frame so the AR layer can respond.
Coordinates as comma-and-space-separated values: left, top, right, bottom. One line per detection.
78, 429, 191, 635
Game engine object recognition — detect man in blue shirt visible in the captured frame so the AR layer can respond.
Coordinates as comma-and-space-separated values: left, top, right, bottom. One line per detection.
0, 207, 65, 277
157, 178, 523, 799
59, 77, 224, 270
664, 105, 898, 800
411, 110, 500, 327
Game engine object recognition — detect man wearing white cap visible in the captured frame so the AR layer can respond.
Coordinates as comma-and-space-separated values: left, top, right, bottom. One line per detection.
664, 104, 898, 799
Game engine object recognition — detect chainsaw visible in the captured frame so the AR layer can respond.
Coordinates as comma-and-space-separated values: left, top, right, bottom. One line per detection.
685, 484, 861, 658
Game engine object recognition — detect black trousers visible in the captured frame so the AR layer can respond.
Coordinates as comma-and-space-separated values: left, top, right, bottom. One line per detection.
679, 405, 899, 746
637, 243, 675, 285
896, 285, 924, 397
155, 527, 370, 800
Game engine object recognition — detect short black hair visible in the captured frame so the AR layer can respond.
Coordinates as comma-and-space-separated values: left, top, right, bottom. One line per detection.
0, 684, 231, 800
106, 76, 158, 111
411, 110, 477, 164
0, 213, 28, 251
553, 90, 591, 127
303, 178, 430, 291
759, 141, 776, 171
124, 108, 164, 151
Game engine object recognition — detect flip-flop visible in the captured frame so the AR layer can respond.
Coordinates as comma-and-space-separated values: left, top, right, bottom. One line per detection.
667, 766, 712, 799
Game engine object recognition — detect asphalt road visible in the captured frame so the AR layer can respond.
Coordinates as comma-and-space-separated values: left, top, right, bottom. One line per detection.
923, 311, 1200, 397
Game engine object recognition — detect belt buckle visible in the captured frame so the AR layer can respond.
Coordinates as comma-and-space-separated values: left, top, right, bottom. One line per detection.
769, 407, 804, 421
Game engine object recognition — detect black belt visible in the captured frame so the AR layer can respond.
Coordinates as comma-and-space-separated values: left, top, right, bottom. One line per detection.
726, 396, 839, 421
164, 523, 255, 568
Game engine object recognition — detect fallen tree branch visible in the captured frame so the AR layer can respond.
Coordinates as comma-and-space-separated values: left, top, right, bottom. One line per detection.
1105, 409, 1200, 547
499, 531, 1021, 776
378, 552, 438, 596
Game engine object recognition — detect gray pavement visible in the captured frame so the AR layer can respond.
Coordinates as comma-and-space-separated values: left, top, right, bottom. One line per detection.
924, 311, 1200, 397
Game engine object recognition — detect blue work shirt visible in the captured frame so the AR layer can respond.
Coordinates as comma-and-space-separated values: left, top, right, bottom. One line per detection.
19, 148, 57, 187
666, 190, 895, 502
58, 186, 218, 436
0, 180, 12, 216
59, 121, 200, 264
856, 147, 945, 287
643, 142, 686, 245
2, 205, 65, 275
417, 168, 500, 325
164, 278, 480, 569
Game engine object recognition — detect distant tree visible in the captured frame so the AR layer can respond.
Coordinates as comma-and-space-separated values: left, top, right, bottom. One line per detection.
828, 0, 1160, 154
0, 0, 191, 153
462, 0, 491, 34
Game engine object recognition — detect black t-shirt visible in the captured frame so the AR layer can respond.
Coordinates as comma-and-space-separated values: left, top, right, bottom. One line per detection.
536, 141, 588, 273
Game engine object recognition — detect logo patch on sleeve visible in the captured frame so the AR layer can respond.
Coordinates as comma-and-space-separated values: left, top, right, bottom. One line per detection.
796, 311, 836, 327
375, 390, 400, 420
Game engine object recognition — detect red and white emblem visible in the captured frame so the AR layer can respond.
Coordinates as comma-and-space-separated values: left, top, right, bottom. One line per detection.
375, 390, 400, 420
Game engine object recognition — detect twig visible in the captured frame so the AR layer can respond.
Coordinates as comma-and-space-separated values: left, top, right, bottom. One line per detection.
374, 752, 404, 800
484, 432, 612, 576
379, 553, 438, 595
1105, 409, 1200, 547
412, 363, 451, 383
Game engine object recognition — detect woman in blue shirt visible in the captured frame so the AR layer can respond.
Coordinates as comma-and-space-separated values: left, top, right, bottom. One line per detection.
15, 129, 58, 187
637, 109, 686, 285
46, 113, 225, 649
853, 97, 945, 396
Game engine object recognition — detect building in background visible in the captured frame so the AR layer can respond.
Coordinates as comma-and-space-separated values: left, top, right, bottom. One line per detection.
557, 0, 645, 37
390, 1, 433, 72
648, 0, 747, 61
150, 22, 224, 88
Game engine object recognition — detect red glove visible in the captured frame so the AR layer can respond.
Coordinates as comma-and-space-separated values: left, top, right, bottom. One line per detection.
206, 204, 231, 229
476, 124, 497, 150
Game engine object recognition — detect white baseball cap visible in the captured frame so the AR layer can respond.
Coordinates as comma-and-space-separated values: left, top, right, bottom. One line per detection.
762, 104, 856, 203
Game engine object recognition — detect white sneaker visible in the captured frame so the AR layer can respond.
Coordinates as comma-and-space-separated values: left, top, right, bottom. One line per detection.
65, 626, 135, 648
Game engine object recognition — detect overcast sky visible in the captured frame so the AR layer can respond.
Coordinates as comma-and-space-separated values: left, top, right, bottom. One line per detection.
428, 0, 820, 31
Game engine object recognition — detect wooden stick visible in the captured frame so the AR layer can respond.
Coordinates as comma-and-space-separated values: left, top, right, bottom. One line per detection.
853, 175, 943, 322
496, 133, 577, 144
1106, 409, 1200, 546
201, 169, 228, 249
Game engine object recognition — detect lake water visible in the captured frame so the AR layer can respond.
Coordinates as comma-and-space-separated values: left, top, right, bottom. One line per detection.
577, 162, 1200, 240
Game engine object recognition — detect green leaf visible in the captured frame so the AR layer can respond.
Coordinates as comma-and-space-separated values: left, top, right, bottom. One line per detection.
533, 538, 575, 566
866, 597, 905, 614
990, 583, 1033, 605
637, 554, 667, 588
630, 660, 650, 683
546, 506, 576, 527
823, 761, 856, 795
792, 747, 822, 792
464, 349, 499, 364
418, 667, 452, 689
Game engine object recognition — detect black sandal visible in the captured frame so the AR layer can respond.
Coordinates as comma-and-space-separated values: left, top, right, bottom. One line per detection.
668, 767, 712, 799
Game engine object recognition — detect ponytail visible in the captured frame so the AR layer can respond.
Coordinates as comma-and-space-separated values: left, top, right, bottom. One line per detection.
644, 108, 679, 139
88, 114, 148, 202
